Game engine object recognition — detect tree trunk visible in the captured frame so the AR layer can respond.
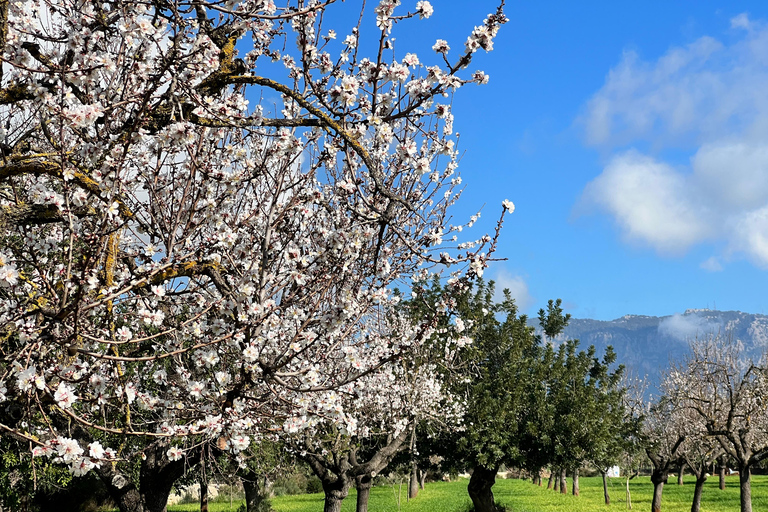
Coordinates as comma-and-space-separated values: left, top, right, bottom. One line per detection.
409, 462, 419, 499
650, 469, 667, 512
547, 470, 554, 490
200, 473, 209, 512
719, 462, 726, 490
572, 468, 580, 496
467, 465, 498, 512
677, 463, 684, 485
95, 464, 145, 512
626, 475, 632, 510
559, 467, 567, 494
600, 471, 610, 505
242, 475, 270, 512
321, 477, 351, 512
355, 475, 372, 512
553, 470, 560, 491
419, 469, 427, 490
739, 465, 752, 512
96, 441, 193, 512
691, 475, 706, 512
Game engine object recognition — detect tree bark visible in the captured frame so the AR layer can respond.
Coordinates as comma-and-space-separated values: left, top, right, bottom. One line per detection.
572, 468, 579, 496
553, 470, 560, 491
719, 461, 726, 490
321, 477, 351, 512
626, 475, 632, 510
419, 469, 427, 490
677, 463, 684, 485
200, 473, 209, 512
650, 468, 667, 512
600, 471, 610, 505
95, 441, 194, 512
409, 462, 419, 499
559, 467, 567, 494
739, 465, 752, 512
467, 465, 498, 512
94, 464, 144, 512
691, 475, 706, 512
355, 475, 372, 512
242, 475, 270, 512
547, 470, 554, 490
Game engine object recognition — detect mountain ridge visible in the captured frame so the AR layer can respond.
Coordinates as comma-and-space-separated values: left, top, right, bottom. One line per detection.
558, 309, 768, 388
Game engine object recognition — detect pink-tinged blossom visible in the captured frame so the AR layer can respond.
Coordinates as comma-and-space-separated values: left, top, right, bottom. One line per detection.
0, 265, 19, 287
88, 442, 105, 459
416, 1, 433, 19
432, 39, 450, 54
167, 446, 183, 461
55, 437, 84, 462
54, 382, 77, 408
402, 53, 420, 67
70, 458, 96, 476
116, 326, 132, 341
17, 368, 36, 392
32, 445, 54, 458
227, 434, 251, 453
188, 381, 205, 399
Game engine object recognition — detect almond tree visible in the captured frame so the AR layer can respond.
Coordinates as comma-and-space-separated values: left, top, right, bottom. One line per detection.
643, 396, 686, 512
0, 1, 508, 510
665, 335, 768, 512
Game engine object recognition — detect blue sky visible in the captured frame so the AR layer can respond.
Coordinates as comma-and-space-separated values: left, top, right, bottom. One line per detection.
382, 1, 768, 321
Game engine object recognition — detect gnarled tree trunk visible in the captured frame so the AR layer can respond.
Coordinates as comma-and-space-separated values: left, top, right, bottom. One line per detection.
241, 473, 270, 512
355, 475, 372, 512
321, 476, 351, 512
96, 440, 195, 512
419, 469, 427, 490
650, 468, 667, 512
467, 465, 498, 512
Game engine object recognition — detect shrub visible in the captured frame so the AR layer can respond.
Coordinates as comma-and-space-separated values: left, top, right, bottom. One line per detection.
305, 476, 323, 494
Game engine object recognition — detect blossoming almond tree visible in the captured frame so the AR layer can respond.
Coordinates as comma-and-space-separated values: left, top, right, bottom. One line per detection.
0, 0, 508, 510
665, 335, 768, 512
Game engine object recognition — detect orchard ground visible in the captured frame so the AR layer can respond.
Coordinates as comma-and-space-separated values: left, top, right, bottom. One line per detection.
166, 475, 768, 512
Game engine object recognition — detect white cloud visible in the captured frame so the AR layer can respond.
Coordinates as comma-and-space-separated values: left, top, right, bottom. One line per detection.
581, 151, 710, 254
490, 268, 533, 311
579, 14, 768, 267
658, 312, 722, 341
700, 256, 723, 272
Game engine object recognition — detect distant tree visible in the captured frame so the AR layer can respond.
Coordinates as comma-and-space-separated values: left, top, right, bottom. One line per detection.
665, 335, 768, 512
643, 396, 687, 512
541, 340, 624, 497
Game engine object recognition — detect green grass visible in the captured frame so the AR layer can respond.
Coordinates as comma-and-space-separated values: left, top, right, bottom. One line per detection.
167, 475, 768, 512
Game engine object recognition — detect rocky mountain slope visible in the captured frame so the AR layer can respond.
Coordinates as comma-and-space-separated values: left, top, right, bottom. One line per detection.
559, 309, 768, 389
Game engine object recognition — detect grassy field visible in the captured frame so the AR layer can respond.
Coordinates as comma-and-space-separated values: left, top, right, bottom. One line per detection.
168, 475, 768, 512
